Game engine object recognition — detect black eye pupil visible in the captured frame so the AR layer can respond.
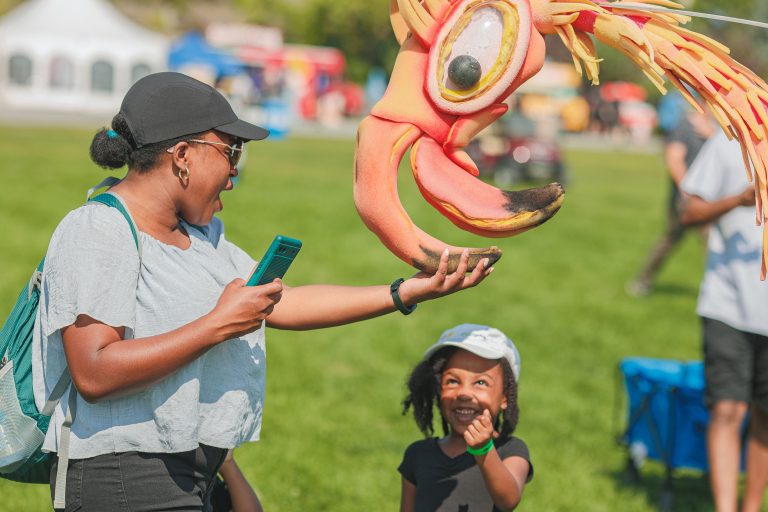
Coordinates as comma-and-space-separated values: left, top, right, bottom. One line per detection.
448, 55, 482, 90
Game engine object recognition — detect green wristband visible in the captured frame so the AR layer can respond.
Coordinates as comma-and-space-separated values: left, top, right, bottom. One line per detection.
467, 439, 494, 456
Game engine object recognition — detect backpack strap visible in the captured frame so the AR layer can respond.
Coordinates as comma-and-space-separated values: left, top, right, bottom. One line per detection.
51, 388, 77, 509
88, 192, 140, 253
85, 176, 121, 202
42, 370, 72, 417
27, 260, 44, 300
51, 189, 140, 509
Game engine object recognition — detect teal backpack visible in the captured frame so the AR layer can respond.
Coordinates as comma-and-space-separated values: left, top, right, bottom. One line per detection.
0, 192, 138, 490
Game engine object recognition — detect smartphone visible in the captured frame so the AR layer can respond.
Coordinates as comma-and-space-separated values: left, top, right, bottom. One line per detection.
246, 235, 302, 286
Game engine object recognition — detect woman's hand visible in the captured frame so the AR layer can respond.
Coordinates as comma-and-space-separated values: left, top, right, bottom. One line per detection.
397, 248, 492, 306
207, 278, 284, 340
465, 409, 498, 450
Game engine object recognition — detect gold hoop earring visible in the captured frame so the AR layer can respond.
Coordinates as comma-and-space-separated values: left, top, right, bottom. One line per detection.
178, 166, 190, 186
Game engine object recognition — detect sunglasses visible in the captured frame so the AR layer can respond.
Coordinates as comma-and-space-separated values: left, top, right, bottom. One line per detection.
186, 138, 244, 169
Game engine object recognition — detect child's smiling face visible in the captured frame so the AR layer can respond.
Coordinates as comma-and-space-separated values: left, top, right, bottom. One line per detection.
439, 349, 507, 436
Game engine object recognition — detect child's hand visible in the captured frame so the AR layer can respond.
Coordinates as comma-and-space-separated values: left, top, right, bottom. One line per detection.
464, 409, 498, 451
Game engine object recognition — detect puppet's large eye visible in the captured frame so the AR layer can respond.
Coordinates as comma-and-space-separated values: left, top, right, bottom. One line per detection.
441, 5, 515, 96
426, 0, 532, 115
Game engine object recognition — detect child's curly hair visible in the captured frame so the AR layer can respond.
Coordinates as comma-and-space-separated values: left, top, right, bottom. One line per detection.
402, 346, 519, 441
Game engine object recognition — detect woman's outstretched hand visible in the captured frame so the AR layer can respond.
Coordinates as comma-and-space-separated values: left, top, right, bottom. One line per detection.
397, 248, 493, 306
208, 278, 284, 340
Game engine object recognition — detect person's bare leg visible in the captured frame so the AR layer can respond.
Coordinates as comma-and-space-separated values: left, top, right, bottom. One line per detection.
742, 407, 768, 512
709, 400, 749, 512
628, 222, 686, 296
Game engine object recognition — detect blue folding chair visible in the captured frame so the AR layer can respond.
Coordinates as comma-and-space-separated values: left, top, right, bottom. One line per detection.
616, 357, 747, 511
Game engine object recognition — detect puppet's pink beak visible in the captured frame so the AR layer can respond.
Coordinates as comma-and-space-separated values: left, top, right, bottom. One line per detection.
354, 115, 563, 273
411, 137, 564, 238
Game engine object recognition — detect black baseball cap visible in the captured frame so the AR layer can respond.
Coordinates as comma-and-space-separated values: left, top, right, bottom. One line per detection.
120, 72, 269, 148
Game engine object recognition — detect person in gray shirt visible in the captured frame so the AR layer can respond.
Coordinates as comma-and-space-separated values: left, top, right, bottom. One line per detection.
679, 128, 768, 512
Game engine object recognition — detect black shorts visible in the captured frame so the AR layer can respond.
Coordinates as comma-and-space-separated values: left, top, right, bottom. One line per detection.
50, 444, 227, 512
702, 317, 768, 413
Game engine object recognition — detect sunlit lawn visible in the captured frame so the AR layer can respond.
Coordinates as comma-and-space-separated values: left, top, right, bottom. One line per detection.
0, 125, 758, 511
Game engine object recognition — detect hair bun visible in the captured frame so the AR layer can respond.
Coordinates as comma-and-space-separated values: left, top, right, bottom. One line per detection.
89, 127, 131, 169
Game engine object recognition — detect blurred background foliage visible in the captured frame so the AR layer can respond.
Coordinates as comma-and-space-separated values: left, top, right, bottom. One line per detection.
0, 0, 765, 91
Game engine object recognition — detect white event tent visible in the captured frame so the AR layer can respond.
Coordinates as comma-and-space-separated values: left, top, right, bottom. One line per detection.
0, 0, 168, 116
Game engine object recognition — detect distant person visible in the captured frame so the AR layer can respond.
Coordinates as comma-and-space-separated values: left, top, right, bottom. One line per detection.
627, 106, 715, 296
399, 324, 532, 511
596, 99, 619, 136
33, 72, 493, 511
678, 128, 768, 512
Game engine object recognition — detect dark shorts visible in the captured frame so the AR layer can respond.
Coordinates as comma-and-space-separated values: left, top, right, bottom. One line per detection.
50, 444, 227, 512
702, 317, 768, 413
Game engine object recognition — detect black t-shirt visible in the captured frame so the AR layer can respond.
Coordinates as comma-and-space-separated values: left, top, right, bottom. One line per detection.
398, 437, 533, 512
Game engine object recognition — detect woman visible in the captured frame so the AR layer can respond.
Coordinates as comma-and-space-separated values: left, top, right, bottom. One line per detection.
33, 72, 493, 511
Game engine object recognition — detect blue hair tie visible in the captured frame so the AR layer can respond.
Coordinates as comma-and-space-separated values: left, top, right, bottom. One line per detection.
106, 129, 118, 139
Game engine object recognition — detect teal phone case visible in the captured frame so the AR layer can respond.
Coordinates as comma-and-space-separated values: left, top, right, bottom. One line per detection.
247, 235, 302, 286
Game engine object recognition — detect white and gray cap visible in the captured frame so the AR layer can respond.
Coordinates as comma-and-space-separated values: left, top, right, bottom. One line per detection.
423, 323, 521, 381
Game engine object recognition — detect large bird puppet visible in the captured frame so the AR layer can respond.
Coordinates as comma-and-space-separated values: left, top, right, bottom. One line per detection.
353, 0, 768, 278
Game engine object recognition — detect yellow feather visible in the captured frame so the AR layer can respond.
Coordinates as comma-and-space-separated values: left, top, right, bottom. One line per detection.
730, 73, 762, 98
552, 13, 580, 26
618, 0, 684, 8
707, 101, 737, 140
422, 0, 445, 18
576, 31, 598, 58
575, 31, 602, 81
610, 5, 688, 25
678, 51, 730, 92
666, 75, 704, 113
410, 0, 435, 25
620, 35, 665, 77
552, 0, 610, 13
389, 0, 410, 45
726, 87, 763, 140
549, 3, 602, 15
554, 26, 583, 76
609, 40, 666, 90
748, 91, 768, 130
645, 22, 689, 46
674, 26, 731, 55
638, 10, 689, 26
567, 23, 601, 64
396, 0, 433, 42
732, 119, 757, 182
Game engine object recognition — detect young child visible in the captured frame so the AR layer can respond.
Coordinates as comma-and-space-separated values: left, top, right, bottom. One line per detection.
209, 449, 264, 512
399, 324, 533, 511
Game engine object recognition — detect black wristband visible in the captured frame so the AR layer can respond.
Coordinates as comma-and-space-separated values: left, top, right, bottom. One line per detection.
390, 278, 417, 315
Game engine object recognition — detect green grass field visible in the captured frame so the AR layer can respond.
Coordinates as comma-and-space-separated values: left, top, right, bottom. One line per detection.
0, 126, 753, 511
